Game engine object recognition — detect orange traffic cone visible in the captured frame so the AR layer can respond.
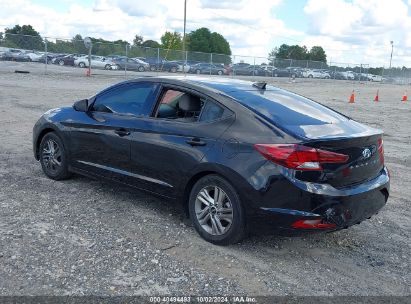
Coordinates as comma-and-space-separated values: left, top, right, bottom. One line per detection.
374, 90, 379, 102
349, 90, 355, 103
402, 91, 407, 102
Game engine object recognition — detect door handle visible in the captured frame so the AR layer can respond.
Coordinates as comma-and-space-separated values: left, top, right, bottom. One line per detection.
186, 138, 206, 146
114, 128, 130, 137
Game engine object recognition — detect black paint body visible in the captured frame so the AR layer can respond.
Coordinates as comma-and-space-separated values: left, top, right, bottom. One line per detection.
33, 77, 390, 232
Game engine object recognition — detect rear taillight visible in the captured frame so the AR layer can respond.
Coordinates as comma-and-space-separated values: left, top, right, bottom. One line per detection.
378, 137, 384, 164
292, 219, 337, 229
254, 144, 349, 171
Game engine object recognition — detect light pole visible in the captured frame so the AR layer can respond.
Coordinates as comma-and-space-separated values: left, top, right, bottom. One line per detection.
183, 0, 187, 50
389, 41, 394, 70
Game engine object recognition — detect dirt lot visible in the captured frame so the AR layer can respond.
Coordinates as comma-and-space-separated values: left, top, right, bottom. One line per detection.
0, 62, 410, 296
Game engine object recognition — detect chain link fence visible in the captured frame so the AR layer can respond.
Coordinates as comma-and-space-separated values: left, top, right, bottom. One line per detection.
1, 33, 409, 85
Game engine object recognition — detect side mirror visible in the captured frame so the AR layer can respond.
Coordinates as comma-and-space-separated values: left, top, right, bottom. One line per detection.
73, 99, 89, 112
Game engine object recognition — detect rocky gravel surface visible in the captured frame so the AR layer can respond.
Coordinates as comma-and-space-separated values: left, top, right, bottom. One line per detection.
0, 62, 410, 297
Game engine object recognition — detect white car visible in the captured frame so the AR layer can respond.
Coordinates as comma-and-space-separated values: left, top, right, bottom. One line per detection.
74, 55, 118, 70
302, 69, 330, 79
367, 74, 382, 82
25, 51, 44, 62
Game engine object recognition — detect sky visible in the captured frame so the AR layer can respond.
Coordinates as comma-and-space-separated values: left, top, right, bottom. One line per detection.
1, 0, 411, 67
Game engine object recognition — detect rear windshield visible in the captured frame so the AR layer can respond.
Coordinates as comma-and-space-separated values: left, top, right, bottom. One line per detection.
226, 88, 348, 126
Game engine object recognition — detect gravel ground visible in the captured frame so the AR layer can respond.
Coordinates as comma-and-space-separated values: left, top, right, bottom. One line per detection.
0, 62, 410, 297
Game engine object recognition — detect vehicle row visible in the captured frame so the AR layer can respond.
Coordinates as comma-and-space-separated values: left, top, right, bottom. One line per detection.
0, 48, 383, 80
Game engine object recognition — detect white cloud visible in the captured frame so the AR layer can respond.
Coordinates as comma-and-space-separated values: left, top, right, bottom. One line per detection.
0, 0, 300, 62
303, 0, 411, 66
1, 0, 411, 66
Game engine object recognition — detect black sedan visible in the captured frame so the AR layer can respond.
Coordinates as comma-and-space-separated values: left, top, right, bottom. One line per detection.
33, 77, 390, 245
53, 55, 76, 66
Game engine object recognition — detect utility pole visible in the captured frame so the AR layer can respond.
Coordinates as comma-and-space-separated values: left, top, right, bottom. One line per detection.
182, 0, 187, 74
389, 41, 394, 70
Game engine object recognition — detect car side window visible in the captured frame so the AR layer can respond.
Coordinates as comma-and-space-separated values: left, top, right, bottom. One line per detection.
199, 101, 225, 122
92, 82, 158, 117
155, 88, 229, 123
155, 89, 205, 122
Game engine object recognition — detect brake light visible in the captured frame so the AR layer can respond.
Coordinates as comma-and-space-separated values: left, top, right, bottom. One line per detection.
292, 219, 337, 229
254, 144, 349, 171
378, 137, 384, 164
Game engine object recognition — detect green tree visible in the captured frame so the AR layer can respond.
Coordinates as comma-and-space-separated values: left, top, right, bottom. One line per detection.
309, 46, 326, 62
133, 35, 144, 47
160, 31, 182, 50
274, 44, 308, 60
141, 40, 160, 48
4, 24, 43, 50
210, 32, 231, 55
187, 27, 231, 55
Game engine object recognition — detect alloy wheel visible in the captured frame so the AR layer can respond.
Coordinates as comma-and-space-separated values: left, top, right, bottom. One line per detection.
194, 186, 233, 236
42, 139, 62, 174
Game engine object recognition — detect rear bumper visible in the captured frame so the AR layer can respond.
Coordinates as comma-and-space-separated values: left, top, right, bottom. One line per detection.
254, 167, 389, 232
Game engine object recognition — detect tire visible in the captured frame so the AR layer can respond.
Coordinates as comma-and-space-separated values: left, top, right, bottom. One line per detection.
59, 60, 64, 66
105, 64, 111, 70
196, 69, 201, 74
170, 66, 177, 73
150, 66, 156, 71
39, 132, 71, 181
138, 66, 145, 72
189, 174, 246, 245
308, 74, 313, 78
78, 62, 86, 68
217, 70, 223, 75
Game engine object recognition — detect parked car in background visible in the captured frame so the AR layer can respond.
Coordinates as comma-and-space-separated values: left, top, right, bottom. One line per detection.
302, 69, 330, 79
232, 64, 265, 76
113, 57, 148, 72
1, 49, 30, 61
38, 54, 56, 64
272, 68, 296, 78
189, 63, 225, 75
367, 74, 382, 82
339, 71, 356, 80
25, 51, 43, 62
74, 55, 118, 70
53, 54, 78, 66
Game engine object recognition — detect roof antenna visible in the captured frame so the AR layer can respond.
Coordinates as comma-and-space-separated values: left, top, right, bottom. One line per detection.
252, 82, 267, 90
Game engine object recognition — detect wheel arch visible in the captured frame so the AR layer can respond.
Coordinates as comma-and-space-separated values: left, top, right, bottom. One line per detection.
34, 126, 61, 160
180, 164, 254, 218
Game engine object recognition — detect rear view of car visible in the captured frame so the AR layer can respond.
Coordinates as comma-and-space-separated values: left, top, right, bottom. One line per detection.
32, 77, 389, 245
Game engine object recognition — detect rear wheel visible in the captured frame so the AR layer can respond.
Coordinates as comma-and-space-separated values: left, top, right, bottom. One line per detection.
189, 175, 246, 245
138, 66, 145, 72
170, 66, 177, 73
105, 64, 112, 70
196, 69, 201, 74
217, 70, 223, 75
39, 132, 71, 180
58, 60, 65, 66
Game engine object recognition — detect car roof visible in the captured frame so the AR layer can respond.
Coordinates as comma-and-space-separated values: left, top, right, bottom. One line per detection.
140, 76, 269, 93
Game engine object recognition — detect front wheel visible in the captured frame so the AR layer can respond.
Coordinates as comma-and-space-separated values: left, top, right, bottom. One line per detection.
138, 66, 145, 72
105, 64, 112, 70
189, 175, 246, 245
217, 70, 223, 75
78, 62, 86, 68
59, 60, 65, 66
39, 132, 71, 180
